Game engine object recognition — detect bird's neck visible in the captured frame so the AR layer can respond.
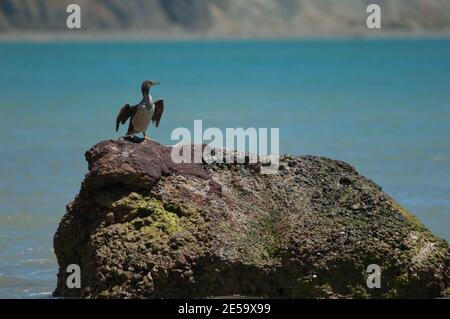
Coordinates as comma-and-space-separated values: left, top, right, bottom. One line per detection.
142, 87, 150, 98
143, 93, 153, 105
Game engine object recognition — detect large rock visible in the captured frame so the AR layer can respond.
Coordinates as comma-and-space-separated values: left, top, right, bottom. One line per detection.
53, 139, 449, 298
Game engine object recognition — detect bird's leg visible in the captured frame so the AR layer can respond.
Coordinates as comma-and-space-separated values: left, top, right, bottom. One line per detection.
130, 134, 138, 142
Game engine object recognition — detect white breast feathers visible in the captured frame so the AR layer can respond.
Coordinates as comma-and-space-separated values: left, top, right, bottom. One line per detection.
132, 104, 155, 133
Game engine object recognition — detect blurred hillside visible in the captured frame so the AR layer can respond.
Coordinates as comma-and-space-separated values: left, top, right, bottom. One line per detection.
1, 0, 450, 38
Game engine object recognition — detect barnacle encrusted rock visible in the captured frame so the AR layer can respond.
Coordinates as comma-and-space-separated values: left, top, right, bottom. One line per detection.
53, 139, 449, 298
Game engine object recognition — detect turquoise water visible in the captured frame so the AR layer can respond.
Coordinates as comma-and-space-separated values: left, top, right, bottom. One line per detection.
0, 39, 449, 298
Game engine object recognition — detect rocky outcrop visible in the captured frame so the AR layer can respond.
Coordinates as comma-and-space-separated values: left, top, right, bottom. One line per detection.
54, 139, 449, 298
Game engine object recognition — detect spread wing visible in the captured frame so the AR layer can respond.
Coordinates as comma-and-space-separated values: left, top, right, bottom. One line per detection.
116, 103, 136, 132
152, 99, 164, 128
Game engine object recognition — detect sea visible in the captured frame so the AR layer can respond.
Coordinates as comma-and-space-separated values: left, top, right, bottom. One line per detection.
0, 38, 449, 298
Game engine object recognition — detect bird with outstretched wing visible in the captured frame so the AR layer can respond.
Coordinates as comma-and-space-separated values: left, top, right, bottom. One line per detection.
115, 80, 164, 140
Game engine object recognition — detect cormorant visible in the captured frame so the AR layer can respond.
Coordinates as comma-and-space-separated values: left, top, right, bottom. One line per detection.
116, 80, 164, 140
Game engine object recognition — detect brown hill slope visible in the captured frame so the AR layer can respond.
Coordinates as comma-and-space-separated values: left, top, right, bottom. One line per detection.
1, 0, 450, 37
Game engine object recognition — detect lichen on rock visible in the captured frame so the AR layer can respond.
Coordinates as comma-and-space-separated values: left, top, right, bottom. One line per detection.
53, 139, 450, 298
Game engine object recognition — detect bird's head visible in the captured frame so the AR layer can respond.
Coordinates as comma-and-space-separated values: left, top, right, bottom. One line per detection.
141, 80, 160, 96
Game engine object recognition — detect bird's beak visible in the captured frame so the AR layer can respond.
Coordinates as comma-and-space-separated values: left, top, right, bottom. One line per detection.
153, 81, 160, 86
